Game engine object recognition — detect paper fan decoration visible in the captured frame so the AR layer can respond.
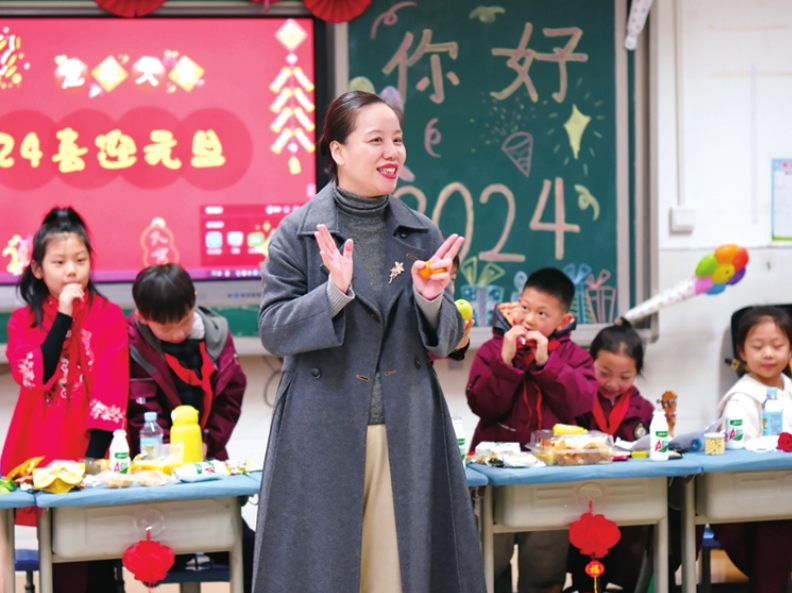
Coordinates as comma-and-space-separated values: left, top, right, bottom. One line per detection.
93, 0, 166, 17
302, 0, 372, 23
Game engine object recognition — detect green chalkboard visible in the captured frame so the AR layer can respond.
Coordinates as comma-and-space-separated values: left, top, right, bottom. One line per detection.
348, 0, 626, 326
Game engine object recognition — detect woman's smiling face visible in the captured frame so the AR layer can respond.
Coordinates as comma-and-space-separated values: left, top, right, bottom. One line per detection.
331, 102, 406, 197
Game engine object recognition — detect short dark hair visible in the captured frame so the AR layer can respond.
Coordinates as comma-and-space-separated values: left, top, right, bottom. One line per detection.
523, 267, 575, 313
590, 322, 645, 374
20, 207, 99, 326
317, 91, 403, 178
132, 264, 196, 325
736, 306, 792, 356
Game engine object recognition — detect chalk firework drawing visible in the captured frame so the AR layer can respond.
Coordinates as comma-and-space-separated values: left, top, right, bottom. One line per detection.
501, 131, 533, 177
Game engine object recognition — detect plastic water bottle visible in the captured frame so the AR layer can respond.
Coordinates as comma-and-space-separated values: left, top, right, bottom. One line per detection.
109, 429, 130, 474
452, 417, 467, 458
649, 409, 669, 462
725, 399, 745, 449
762, 387, 784, 436
140, 411, 164, 460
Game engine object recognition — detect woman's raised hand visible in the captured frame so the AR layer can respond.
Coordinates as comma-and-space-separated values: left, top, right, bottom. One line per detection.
315, 224, 354, 294
411, 234, 465, 301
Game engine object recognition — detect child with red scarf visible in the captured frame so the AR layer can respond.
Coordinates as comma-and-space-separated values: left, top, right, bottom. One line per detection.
569, 323, 654, 593
2, 207, 129, 592
466, 268, 597, 593
127, 263, 251, 591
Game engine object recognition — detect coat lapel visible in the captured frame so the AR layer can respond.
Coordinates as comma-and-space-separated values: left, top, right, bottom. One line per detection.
379, 202, 432, 323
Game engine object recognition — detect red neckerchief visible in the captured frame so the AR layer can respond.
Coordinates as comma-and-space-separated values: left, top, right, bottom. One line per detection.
519, 339, 561, 430
591, 391, 632, 435
42, 295, 90, 403
163, 341, 215, 429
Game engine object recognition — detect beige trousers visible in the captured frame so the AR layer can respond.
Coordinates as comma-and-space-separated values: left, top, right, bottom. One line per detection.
360, 425, 403, 593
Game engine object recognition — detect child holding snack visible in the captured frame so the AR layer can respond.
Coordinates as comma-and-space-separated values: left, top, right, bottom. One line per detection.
1, 207, 129, 592
466, 267, 598, 593
570, 323, 654, 592
713, 306, 792, 592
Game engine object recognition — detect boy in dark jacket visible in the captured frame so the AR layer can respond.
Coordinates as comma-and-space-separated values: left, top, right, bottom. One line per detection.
466, 267, 598, 593
127, 263, 252, 592
127, 264, 246, 460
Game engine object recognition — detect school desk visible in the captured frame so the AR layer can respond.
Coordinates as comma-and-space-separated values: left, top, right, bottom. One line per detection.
471, 458, 703, 593
0, 490, 37, 593
34, 474, 259, 593
680, 449, 792, 593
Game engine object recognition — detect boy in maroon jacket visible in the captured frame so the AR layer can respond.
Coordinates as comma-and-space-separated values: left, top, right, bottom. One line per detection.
127, 263, 252, 592
466, 267, 598, 593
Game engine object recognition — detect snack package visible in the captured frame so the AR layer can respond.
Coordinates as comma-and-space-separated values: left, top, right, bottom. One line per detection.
528, 430, 614, 466
501, 452, 542, 468
135, 470, 176, 487
32, 461, 85, 494
0, 479, 18, 495
173, 460, 229, 483
97, 471, 137, 489
6, 456, 45, 486
224, 460, 262, 476
130, 455, 182, 476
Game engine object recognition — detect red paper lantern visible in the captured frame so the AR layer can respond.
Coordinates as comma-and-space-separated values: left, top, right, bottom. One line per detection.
122, 529, 175, 585
302, 0, 373, 23
569, 502, 621, 559
585, 560, 605, 578
93, 0, 166, 17
779, 432, 792, 452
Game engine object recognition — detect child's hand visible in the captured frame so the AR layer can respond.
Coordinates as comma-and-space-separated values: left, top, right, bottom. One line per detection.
501, 325, 529, 364
58, 283, 84, 317
456, 319, 474, 351
524, 330, 549, 366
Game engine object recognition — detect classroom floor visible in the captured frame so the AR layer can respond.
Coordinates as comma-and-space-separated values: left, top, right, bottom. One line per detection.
11, 549, 754, 592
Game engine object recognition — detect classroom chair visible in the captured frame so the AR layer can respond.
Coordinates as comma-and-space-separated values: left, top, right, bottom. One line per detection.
15, 548, 38, 593
727, 305, 792, 377
159, 554, 231, 593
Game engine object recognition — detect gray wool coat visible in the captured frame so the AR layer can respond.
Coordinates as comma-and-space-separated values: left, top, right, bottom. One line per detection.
252, 183, 486, 593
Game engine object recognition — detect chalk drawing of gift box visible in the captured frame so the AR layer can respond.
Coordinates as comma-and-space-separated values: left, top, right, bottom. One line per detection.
586, 269, 617, 324
458, 257, 506, 327
563, 262, 595, 325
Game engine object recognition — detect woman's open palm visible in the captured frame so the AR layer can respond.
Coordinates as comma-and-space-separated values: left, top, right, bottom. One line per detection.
315, 224, 354, 294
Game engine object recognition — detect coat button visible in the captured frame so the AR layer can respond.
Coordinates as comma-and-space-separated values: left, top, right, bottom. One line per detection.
310, 368, 321, 378
371, 313, 380, 322
400, 232, 408, 238
414, 357, 421, 369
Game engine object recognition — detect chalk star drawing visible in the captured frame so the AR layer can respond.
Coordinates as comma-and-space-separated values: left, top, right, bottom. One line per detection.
563, 104, 591, 160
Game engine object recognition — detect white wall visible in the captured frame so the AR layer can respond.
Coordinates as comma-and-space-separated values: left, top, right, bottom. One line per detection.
649, 0, 792, 433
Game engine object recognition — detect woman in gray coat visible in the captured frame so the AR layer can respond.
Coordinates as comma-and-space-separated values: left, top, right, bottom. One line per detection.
253, 91, 486, 593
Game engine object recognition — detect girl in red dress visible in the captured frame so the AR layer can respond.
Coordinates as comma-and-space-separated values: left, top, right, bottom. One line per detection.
1, 207, 129, 592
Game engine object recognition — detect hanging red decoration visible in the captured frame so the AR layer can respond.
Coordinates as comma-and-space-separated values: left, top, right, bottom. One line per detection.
569, 501, 621, 559
779, 432, 792, 452
585, 560, 605, 578
302, 0, 373, 23
122, 528, 175, 588
93, 0, 166, 17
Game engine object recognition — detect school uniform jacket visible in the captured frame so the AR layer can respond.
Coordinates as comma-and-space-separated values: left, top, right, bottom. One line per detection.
254, 183, 485, 593
127, 307, 246, 461
577, 386, 655, 441
466, 303, 598, 451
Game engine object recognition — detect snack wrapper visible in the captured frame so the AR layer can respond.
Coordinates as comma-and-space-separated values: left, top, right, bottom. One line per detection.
528, 430, 613, 466
173, 461, 229, 483
6, 456, 45, 485
32, 461, 85, 494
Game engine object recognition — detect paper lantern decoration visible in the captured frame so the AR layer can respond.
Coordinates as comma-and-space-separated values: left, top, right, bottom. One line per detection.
93, 0, 166, 17
623, 244, 749, 323
302, 0, 372, 23
624, 0, 654, 50
569, 501, 621, 593
122, 528, 175, 589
